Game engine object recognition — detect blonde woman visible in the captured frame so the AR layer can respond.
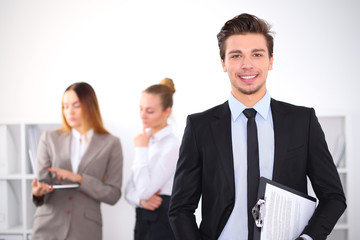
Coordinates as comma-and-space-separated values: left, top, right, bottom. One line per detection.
31, 82, 123, 240
125, 78, 179, 240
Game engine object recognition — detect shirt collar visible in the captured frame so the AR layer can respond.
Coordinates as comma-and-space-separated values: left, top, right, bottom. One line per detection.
151, 125, 172, 141
229, 90, 271, 121
71, 128, 94, 142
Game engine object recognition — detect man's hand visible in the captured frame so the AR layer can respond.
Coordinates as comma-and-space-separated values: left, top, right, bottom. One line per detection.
140, 190, 163, 211
47, 168, 82, 184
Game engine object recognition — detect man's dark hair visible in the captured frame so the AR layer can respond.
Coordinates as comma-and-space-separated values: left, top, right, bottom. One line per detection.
217, 13, 274, 60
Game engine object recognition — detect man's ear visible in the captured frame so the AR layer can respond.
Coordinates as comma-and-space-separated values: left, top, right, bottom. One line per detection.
221, 58, 227, 72
269, 56, 274, 70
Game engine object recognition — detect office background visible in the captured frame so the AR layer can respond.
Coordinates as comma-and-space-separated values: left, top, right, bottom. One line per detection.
0, 0, 359, 239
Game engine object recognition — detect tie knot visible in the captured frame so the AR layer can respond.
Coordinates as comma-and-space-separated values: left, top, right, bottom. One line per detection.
243, 108, 257, 119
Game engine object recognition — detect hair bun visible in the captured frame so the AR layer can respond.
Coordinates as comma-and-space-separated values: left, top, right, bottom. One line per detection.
160, 78, 175, 94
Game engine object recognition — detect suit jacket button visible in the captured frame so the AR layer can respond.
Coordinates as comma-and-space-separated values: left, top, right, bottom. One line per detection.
69, 196, 73, 200
66, 210, 71, 214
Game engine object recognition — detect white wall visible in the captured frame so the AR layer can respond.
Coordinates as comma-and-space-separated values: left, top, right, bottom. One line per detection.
1, 0, 359, 239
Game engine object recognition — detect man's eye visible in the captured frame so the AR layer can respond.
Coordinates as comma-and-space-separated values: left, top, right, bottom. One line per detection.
74, 104, 80, 108
231, 55, 240, 58
254, 53, 262, 57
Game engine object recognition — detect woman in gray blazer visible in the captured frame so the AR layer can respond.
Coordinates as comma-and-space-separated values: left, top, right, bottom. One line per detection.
31, 82, 123, 240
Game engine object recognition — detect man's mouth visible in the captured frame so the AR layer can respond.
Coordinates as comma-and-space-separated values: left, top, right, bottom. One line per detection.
239, 74, 257, 80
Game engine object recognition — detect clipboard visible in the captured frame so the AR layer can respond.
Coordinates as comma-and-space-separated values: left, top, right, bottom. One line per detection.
252, 177, 316, 240
29, 149, 79, 189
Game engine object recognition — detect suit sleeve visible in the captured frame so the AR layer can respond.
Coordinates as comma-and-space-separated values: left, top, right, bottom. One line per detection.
302, 109, 346, 239
169, 116, 202, 239
79, 137, 123, 205
33, 131, 55, 206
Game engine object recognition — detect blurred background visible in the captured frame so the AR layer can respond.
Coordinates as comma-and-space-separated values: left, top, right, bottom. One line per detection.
0, 0, 359, 239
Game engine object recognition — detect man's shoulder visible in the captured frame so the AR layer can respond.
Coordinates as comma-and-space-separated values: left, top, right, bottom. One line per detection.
271, 98, 314, 113
188, 101, 229, 120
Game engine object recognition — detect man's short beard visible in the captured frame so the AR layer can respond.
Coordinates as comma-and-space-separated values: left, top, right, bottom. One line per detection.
235, 81, 265, 96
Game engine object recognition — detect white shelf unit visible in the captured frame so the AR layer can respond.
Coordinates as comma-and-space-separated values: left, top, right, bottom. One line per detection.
0, 123, 60, 240
317, 116, 349, 240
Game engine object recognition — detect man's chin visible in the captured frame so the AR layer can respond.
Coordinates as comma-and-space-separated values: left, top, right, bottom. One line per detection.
238, 87, 260, 96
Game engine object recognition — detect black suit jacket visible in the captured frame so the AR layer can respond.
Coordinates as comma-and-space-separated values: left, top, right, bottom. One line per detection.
169, 99, 346, 240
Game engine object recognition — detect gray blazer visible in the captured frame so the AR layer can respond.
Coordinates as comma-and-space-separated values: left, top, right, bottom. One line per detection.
31, 129, 123, 240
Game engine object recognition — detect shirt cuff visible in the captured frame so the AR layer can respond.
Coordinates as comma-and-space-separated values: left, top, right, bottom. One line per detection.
300, 234, 313, 240
126, 191, 141, 208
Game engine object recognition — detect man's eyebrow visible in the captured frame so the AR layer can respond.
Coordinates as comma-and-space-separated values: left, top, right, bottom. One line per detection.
227, 49, 266, 54
228, 50, 242, 55
252, 49, 266, 53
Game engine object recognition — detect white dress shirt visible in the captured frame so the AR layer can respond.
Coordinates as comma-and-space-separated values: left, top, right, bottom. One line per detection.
219, 91, 274, 240
125, 125, 180, 208
218, 91, 313, 240
71, 128, 94, 173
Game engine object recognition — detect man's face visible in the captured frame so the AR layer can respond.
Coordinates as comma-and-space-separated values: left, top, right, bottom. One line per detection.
221, 33, 273, 100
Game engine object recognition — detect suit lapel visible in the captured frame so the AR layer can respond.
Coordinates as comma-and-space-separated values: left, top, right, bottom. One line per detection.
271, 99, 290, 181
77, 133, 105, 173
210, 102, 235, 196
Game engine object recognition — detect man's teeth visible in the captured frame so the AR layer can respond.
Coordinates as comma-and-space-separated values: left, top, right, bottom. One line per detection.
240, 75, 257, 79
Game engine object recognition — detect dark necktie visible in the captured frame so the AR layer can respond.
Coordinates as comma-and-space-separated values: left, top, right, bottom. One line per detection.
243, 108, 260, 240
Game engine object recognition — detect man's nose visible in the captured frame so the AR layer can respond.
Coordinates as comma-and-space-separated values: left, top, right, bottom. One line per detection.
241, 56, 253, 68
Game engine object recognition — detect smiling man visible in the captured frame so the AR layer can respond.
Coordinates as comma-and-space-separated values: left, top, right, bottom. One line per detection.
169, 13, 346, 240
